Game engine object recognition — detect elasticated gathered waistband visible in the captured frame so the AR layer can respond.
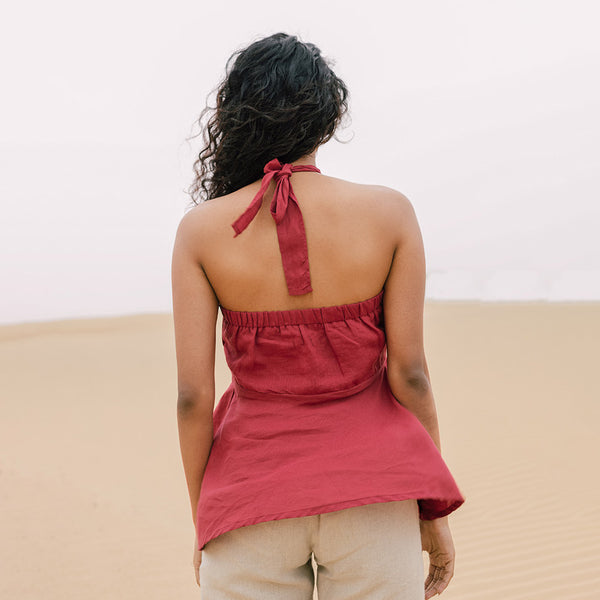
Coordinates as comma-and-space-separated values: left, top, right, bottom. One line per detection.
220, 289, 384, 328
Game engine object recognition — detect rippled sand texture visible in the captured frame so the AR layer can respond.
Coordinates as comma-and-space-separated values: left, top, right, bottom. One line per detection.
1, 301, 598, 599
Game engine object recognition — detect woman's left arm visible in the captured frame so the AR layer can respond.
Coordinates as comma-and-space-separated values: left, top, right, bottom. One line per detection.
171, 208, 219, 528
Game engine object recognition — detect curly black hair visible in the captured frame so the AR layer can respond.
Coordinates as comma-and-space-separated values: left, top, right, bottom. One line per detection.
186, 32, 350, 205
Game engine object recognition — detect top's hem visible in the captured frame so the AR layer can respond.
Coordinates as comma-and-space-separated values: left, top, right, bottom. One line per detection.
197, 490, 465, 550
220, 289, 384, 327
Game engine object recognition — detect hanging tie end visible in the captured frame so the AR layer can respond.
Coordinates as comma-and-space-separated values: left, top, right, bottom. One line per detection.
231, 221, 244, 237
286, 280, 313, 296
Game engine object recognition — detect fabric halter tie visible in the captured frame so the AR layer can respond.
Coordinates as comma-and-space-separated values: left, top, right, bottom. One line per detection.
231, 158, 321, 296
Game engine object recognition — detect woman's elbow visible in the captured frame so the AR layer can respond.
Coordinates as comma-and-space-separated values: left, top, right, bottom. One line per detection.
176, 391, 214, 419
386, 361, 431, 396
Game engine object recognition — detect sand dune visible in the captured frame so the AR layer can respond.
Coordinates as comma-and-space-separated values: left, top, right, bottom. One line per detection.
1, 301, 598, 599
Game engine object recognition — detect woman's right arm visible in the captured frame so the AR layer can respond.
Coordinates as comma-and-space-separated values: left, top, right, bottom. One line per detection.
381, 189, 442, 452
381, 188, 456, 599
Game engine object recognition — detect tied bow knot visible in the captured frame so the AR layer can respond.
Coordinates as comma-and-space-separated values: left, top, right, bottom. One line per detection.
230, 158, 321, 296
269, 160, 293, 181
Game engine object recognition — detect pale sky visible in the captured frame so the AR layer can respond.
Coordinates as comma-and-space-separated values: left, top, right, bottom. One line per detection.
1, 1, 599, 323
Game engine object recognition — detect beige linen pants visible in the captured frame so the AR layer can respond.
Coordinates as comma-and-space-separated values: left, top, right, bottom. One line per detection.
199, 499, 424, 600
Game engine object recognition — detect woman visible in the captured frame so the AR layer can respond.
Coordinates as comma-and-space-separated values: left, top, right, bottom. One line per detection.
172, 32, 465, 599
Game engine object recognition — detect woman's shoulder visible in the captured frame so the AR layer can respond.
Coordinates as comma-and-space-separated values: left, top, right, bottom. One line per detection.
319, 173, 410, 201
176, 181, 262, 231
317, 174, 416, 223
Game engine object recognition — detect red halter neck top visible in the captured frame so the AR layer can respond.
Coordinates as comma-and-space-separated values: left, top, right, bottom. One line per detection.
194, 158, 466, 551
231, 158, 321, 296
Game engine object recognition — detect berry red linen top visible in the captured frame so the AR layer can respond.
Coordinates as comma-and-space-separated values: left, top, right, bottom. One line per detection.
195, 160, 466, 551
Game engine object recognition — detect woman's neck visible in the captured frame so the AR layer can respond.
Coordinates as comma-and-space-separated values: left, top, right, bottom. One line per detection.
290, 152, 318, 168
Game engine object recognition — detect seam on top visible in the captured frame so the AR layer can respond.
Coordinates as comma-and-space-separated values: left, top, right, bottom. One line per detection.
231, 360, 385, 401
220, 289, 384, 328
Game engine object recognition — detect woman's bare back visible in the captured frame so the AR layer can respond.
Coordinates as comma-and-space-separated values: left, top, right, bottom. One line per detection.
188, 171, 407, 311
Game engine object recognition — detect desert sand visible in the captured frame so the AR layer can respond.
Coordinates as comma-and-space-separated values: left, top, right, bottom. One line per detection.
1, 301, 599, 599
